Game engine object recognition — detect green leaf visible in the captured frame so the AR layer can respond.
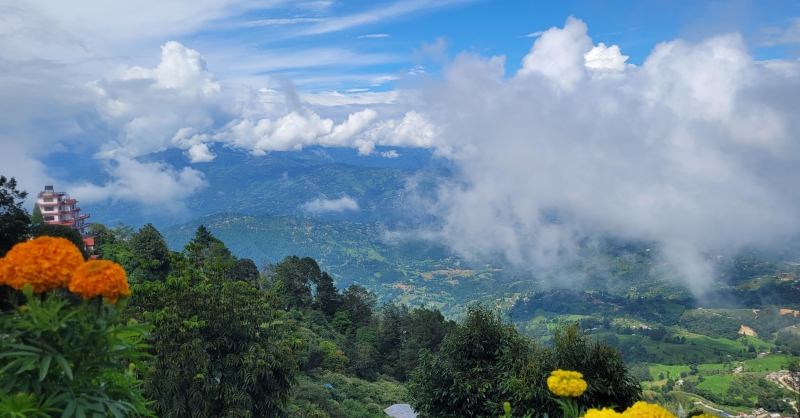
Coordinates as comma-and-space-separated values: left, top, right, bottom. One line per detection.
54, 354, 74, 381
62, 400, 77, 418
15, 355, 38, 375
0, 351, 39, 358
39, 354, 53, 381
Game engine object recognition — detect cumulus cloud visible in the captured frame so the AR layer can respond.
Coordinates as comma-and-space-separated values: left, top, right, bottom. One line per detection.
70, 157, 207, 208
359, 110, 440, 155
405, 16, 800, 292
518, 16, 594, 89
381, 150, 400, 158
301, 196, 360, 213
90, 41, 228, 159
86, 41, 431, 161
186, 143, 216, 163
584, 42, 631, 71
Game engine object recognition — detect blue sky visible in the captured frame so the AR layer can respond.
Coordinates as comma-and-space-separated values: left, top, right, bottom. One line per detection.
3, 0, 800, 287
155, 0, 800, 92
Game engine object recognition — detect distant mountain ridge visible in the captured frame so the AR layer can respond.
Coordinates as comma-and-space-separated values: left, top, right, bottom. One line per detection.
76, 146, 448, 227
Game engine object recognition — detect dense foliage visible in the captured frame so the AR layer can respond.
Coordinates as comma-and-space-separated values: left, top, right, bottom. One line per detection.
0, 176, 30, 258
0, 237, 151, 417
408, 305, 641, 418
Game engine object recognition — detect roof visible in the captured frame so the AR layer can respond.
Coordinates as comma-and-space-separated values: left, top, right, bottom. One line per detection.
384, 404, 416, 418
83, 237, 95, 246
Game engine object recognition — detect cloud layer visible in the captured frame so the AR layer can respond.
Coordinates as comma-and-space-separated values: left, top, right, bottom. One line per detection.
407, 17, 800, 291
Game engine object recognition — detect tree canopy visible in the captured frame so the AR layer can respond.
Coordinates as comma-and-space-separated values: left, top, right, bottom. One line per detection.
0, 176, 30, 257
408, 305, 641, 418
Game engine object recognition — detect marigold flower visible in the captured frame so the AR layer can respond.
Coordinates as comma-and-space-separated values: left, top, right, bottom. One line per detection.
69, 260, 131, 303
0, 236, 84, 293
585, 408, 627, 418
624, 402, 677, 418
547, 369, 588, 397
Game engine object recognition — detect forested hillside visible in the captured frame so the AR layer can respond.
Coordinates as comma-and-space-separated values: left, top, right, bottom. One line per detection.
77, 147, 447, 227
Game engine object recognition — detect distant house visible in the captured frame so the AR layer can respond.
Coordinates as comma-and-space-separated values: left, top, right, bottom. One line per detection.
36, 185, 93, 250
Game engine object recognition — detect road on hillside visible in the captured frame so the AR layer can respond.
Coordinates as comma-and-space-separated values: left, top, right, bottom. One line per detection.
694, 401, 731, 417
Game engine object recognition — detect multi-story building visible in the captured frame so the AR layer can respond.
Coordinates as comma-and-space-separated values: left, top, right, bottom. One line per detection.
36, 185, 93, 249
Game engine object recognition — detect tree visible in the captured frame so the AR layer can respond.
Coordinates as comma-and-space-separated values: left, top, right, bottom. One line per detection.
190, 225, 219, 247
129, 249, 299, 417
408, 304, 534, 418
408, 306, 641, 418
269, 256, 323, 310
229, 258, 259, 284
341, 284, 376, 328
129, 223, 170, 279
88, 223, 117, 248
30, 204, 43, 225
665, 378, 675, 392
314, 271, 342, 318
0, 176, 30, 257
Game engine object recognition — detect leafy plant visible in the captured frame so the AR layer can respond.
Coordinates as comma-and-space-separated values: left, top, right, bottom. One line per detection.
0, 287, 152, 417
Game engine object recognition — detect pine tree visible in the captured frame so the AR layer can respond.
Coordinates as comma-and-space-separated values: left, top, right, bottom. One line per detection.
129, 223, 170, 279
30, 204, 43, 225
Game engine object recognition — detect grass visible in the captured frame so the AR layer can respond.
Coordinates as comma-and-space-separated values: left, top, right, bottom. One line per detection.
648, 364, 692, 380
696, 374, 734, 396
745, 355, 796, 372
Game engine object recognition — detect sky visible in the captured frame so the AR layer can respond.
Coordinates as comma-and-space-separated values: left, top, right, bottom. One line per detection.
2, 0, 800, 290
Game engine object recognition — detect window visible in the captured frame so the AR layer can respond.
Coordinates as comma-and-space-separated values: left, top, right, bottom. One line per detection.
44, 216, 54, 221
44, 206, 54, 211
43, 197, 53, 202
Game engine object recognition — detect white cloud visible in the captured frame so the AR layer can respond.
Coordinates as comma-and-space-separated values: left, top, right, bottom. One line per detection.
216, 108, 379, 154
298, 0, 475, 36
186, 143, 217, 162
362, 110, 439, 151
584, 42, 631, 71
402, 16, 800, 292
517, 16, 594, 90
301, 90, 399, 106
358, 33, 390, 38
301, 196, 359, 213
90, 41, 229, 159
524, 31, 544, 38
245, 17, 330, 26
70, 157, 207, 207
381, 150, 400, 158
759, 18, 800, 46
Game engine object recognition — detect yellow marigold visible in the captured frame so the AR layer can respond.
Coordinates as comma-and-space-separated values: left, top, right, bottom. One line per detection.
0, 236, 84, 293
547, 370, 587, 397
69, 260, 131, 303
585, 408, 627, 418
624, 402, 676, 418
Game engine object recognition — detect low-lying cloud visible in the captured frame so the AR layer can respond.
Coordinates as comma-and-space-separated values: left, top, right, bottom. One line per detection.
70, 157, 207, 208
301, 197, 360, 213
406, 16, 800, 291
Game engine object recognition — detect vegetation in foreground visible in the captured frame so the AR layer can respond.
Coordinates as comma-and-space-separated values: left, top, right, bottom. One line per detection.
5, 175, 800, 417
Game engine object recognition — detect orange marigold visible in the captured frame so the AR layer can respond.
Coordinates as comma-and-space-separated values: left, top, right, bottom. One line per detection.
624, 402, 676, 418
0, 236, 85, 293
69, 260, 131, 303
